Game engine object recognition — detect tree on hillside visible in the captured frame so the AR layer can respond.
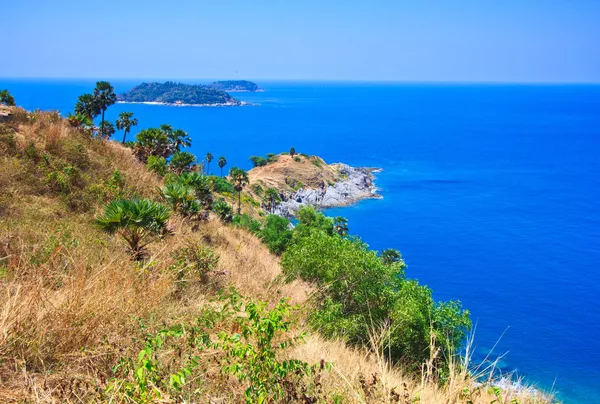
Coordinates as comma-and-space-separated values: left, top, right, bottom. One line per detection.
168, 129, 192, 152
380, 248, 402, 266
160, 124, 173, 136
116, 111, 138, 143
218, 156, 227, 177
0, 89, 15, 106
74, 93, 100, 120
99, 120, 116, 139
263, 187, 282, 214
93, 81, 117, 138
134, 128, 172, 161
289, 147, 296, 158
96, 198, 171, 260
205, 152, 213, 174
229, 166, 249, 215
170, 151, 197, 174
333, 216, 349, 236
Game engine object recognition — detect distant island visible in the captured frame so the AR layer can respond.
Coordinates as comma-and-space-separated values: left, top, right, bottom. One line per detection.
209, 80, 263, 92
118, 81, 247, 107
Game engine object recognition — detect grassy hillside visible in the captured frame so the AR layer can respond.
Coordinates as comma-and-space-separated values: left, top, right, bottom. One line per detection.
0, 107, 552, 403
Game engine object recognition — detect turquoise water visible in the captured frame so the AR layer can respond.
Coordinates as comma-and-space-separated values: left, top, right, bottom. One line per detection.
2, 79, 600, 403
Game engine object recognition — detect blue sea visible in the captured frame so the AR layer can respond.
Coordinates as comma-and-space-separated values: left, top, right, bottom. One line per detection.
2, 79, 600, 403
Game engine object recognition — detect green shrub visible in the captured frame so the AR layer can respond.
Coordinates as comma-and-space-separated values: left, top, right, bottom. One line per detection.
146, 155, 167, 176
281, 215, 471, 370
212, 199, 233, 223
293, 156, 301, 163
249, 155, 268, 167
96, 198, 171, 260
209, 175, 235, 194
217, 292, 318, 403
169, 151, 197, 174
259, 214, 293, 255
252, 183, 264, 196
233, 214, 262, 235
160, 182, 199, 217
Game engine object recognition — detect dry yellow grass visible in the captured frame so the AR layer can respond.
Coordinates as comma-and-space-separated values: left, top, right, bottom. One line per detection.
0, 111, 554, 403
247, 154, 337, 194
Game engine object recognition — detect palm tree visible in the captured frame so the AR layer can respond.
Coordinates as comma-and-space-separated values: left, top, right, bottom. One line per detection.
115, 112, 138, 143
263, 187, 281, 213
229, 166, 249, 215
96, 198, 171, 260
160, 182, 200, 217
74, 93, 100, 120
218, 156, 227, 177
205, 152, 213, 174
93, 81, 117, 138
178, 172, 212, 207
99, 120, 116, 139
380, 248, 402, 265
333, 216, 349, 236
169, 151, 197, 174
289, 147, 296, 158
168, 129, 192, 152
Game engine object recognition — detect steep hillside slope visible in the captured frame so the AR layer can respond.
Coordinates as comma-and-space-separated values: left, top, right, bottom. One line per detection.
0, 108, 550, 403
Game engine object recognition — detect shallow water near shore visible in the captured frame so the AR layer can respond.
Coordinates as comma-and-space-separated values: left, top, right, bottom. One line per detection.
3, 79, 600, 403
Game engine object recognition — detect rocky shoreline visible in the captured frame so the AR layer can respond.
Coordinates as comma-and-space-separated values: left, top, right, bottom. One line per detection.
273, 163, 381, 217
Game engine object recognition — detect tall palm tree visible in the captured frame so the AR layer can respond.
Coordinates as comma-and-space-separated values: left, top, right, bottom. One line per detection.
115, 112, 138, 143
263, 187, 282, 213
218, 156, 227, 177
289, 147, 296, 158
93, 81, 117, 138
205, 152, 213, 175
96, 198, 171, 260
229, 166, 249, 215
74, 93, 100, 120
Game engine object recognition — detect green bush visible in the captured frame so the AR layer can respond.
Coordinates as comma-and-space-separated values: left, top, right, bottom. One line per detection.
259, 214, 293, 255
249, 155, 268, 167
209, 175, 235, 194
233, 214, 262, 235
160, 182, 200, 218
212, 199, 233, 223
293, 156, 301, 163
169, 151, 197, 174
146, 155, 167, 176
252, 183, 264, 196
96, 198, 171, 260
217, 292, 318, 403
281, 213, 471, 370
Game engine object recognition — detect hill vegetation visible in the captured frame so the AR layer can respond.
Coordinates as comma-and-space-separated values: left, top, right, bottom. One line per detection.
0, 87, 552, 403
119, 82, 242, 106
210, 80, 262, 92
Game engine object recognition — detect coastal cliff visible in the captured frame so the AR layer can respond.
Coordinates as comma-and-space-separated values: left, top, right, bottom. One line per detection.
247, 153, 380, 217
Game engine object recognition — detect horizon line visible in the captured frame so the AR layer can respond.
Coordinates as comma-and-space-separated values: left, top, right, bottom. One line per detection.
1, 76, 600, 86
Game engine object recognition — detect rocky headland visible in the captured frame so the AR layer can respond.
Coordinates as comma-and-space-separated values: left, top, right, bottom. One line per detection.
247, 153, 380, 217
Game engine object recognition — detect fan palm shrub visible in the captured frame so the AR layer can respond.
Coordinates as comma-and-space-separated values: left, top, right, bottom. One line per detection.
96, 198, 171, 260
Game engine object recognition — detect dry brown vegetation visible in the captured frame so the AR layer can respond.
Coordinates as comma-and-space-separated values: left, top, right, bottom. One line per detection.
0, 109, 553, 403
247, 154, 339, 196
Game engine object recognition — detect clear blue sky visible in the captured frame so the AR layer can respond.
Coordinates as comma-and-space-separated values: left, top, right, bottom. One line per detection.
4, 0, 600, 82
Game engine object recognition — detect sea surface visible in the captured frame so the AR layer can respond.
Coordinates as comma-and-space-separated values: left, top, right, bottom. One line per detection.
2, 79, 600, 403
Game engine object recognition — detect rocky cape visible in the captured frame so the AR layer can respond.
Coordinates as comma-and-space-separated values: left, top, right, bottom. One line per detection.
272, 164, 381, 217
247, 153, 380, 218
